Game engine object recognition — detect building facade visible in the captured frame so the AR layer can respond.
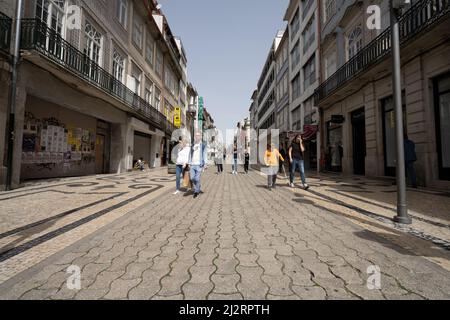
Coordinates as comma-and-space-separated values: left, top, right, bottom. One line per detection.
0, 0, 192, 189
314, 0, 450, 188
284, 0, 321, 170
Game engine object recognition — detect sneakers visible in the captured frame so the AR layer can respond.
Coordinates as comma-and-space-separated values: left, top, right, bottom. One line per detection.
290, 183, 295, 188
193, 193, 199, 199
303, 184, 310, 190
173, 190, 180, 195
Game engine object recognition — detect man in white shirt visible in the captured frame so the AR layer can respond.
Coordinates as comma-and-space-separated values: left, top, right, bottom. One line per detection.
189, 131, 208, 198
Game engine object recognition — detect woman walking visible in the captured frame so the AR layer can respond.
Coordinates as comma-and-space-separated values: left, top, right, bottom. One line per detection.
215, 146, 224, 174
232, 144, 239, 175
264, 143, 284, 190
174, 138, 190, 195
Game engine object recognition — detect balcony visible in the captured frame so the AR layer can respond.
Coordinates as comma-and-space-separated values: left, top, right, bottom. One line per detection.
20, 19, 174, 134
0, 11, 12, 56
315, 0, 450, 105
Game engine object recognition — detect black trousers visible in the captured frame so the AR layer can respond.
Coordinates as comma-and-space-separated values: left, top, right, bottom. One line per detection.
217, 164, 223, 172
244, 161, 249, 173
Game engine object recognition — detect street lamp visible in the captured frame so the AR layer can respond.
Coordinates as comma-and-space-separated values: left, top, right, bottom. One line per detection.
390, 0, 412, 224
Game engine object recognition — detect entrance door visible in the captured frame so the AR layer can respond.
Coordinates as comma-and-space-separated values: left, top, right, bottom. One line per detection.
352, 108, 366, 175
434, 73, 450, 180
95, 134, 106, 174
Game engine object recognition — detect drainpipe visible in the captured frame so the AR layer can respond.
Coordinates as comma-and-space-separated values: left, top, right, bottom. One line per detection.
5, 0, 24, 190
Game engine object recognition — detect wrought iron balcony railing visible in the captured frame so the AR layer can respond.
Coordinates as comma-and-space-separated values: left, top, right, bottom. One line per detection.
0, 11, 12, 55
20, 19, 174, 134
315, 0, 450, 104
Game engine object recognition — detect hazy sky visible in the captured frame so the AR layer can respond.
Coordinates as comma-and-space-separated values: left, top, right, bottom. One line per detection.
160, 0, 289, 134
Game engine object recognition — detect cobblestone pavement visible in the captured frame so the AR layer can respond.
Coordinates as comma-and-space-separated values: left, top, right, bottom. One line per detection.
0, 168, 175, 283
0, 167, 449, 300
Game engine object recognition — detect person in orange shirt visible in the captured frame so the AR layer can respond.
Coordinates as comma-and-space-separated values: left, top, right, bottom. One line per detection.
264, 143, 285, 190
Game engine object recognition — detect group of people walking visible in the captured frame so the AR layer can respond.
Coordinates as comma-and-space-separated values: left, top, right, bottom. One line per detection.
173, 132, 208, 199
172, 133, 310, 197
264, 134, 309, 191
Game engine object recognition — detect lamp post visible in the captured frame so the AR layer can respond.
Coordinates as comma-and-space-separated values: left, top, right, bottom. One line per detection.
390, 0, 412, 224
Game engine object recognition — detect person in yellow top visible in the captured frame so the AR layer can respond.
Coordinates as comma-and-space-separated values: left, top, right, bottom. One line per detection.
264, 143, 285, 190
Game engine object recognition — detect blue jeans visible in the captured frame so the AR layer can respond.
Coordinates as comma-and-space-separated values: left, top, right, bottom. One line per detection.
290, 159, 306, 185
190, 165, 202, 194
176, 165, 184, 191
233, 158, 238, 172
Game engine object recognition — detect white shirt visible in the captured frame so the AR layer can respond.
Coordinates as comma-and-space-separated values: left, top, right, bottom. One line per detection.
176, 146, 190, 165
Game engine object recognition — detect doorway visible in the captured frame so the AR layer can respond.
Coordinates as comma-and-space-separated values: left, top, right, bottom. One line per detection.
95, 134, 106, 174
434, 72, 450, 181
352, 108, 366, 175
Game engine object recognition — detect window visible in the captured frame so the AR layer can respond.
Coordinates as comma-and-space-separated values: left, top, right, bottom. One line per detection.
290, 9, 300, 40
116, 0, 127, 27
290, 40, 300, 69
324, 0, 336, 22
36, 0, 65, 35
325, 51, 336, 80
302, 0, 314, 20
155, 47, 163, 77
348, 26, 362, 60
85, 22, 102, 65
146, 34, 155, 66
145, 78, 153, 105
154, 86, 161, 111
165, 65, 177, 97
302, 15, 315, 54
131, 63, 142, 96
132, 14, 143, 49
292, 72, 301, 101
112, 49, 125, 83
292, 107, 302, 130
303, 54, 316, 89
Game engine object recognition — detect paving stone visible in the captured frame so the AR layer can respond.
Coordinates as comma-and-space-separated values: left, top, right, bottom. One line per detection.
214, 258, 239, 275
211, 274, 240, 294
189, 265, 215, 284
103, 278, 140, 299
236, 266, 268, 300
182, 282, 214, 300
261, 275, 293, 296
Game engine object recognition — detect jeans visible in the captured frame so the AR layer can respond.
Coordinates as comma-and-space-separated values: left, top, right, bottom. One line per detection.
190, 165, 202, 194
217, 164, 223, 173
406, 161, 417, 188
176, 165, 184, 191
233, 158, 238, 172
290, 159, 306, 185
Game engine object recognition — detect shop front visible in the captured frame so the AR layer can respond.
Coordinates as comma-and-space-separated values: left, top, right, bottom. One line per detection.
21, 96, 111, 180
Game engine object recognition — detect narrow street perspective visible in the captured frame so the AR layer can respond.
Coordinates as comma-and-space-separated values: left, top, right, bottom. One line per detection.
0, 0, 449, 306
0, 169, 449, 300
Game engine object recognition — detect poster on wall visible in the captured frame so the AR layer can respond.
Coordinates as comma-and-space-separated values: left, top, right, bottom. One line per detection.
22, 112, 97, 170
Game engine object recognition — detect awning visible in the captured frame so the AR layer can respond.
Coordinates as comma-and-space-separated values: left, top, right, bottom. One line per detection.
287, 125, 319, 141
